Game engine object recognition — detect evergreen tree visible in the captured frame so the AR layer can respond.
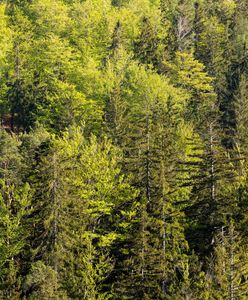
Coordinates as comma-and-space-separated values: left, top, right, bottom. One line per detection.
0, 1, 247, 299
209, 221, 248, 299
0, 130, 32, 299
27, 127, 137, 298
134, 16, 161, 68
111, 63, 190, 299
104, 21, 131, 146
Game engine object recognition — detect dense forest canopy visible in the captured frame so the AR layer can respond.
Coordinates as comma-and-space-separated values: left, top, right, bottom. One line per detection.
0, 0, 248, 299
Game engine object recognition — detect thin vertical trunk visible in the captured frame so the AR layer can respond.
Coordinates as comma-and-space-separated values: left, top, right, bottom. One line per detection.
52, 154, 58, 268
162, 202, 166, 294
193, 2, 200, 55
51, 153, 59, 298
11, 42, 21, 132
141, 214, 145, 284
161, 131, 167, 294
229, 226, 234, 300
145, 112, 151, 205
209, 123, 216, 203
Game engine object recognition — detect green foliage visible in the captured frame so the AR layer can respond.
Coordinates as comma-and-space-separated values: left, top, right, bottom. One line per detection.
0, 131, 32, 298
209, 221, 248, 299
0, 3, 12, 114
28, 126, 137, 298
0, 0, 247, 298
23, 261, 62, 300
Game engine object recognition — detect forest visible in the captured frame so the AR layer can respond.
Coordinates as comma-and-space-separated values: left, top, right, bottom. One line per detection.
0, 0, 248, 299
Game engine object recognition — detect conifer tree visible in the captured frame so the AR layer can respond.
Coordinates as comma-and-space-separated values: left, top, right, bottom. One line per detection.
0, 130, 32, 299
0, 182, 32, 299
22, 261, 60, 300
0, 1, 247, 299
112, 63, 190, 299
104, 21, 131, 146
134, 16, 161, 68
0, 3, 12, 120
209, 221, 248, 299
5, 6, 34, 131
27, 127, 137, 298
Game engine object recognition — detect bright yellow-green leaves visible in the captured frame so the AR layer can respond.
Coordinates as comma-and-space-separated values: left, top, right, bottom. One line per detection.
69, 0, 113, 62
0, 4, 12, 110
30, 0, 71, 36
0, 4, 12, 69
163, 51, 216, 123
165, 51, 214, 94
174, 52, 214, 92
35, 127, 137, 297
53, 128, 137, 225
0, 0, 247, 298
125, 62, 188, 113
219, 0, 237, 17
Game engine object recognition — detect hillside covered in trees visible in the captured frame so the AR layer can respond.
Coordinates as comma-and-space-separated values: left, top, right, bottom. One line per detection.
0, 0, 248, 299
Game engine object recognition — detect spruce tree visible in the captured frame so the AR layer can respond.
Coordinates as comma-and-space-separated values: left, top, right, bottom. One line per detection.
112, 63, 190, 299
26, 126, 137, 298
209, 221, 248, 299
0, 130, 32, 299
